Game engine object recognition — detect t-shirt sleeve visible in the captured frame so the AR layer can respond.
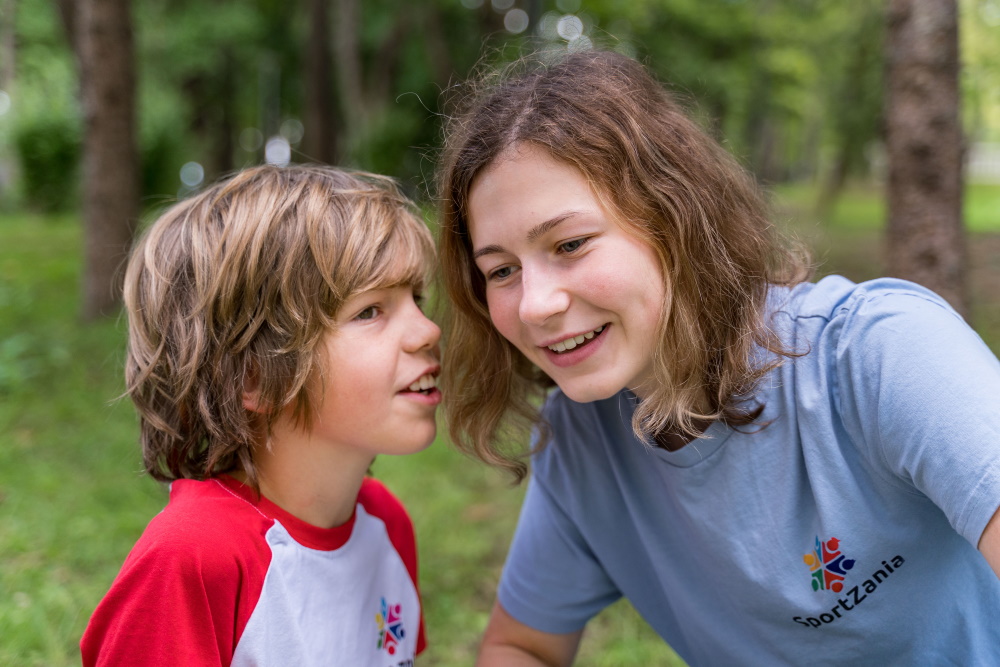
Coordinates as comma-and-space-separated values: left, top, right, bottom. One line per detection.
359, 478, 427, 655
80, 523, 244, 666
834, 287, 1000, 546
497, 468, 622, 635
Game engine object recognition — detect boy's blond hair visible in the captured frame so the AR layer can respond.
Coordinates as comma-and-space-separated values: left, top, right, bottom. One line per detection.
123, 165, 434, 491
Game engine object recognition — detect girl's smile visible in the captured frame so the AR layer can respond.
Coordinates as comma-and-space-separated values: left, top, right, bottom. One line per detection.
541, 324, 608, 368
468, 143, 667, 402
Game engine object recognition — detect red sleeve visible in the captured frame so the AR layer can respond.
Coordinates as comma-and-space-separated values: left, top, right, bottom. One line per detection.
80, 486, 271, 666
358, 478, 427, 655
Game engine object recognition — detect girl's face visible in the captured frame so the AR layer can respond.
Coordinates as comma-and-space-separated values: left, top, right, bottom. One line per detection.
467, 143, 666, 402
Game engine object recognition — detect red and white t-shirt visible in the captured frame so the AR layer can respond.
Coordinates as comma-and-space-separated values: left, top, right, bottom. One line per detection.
81, 476, 426, 666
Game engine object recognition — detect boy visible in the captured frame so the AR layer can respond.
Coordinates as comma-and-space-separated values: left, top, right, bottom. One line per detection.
81, 165, 441, 666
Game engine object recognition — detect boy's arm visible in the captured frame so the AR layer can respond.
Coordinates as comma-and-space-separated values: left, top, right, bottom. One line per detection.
477, 601, 583, 667
80, 543, 238, 667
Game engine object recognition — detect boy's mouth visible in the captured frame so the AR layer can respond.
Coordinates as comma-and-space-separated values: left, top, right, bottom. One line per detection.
404, 373, 438, 395
545, 325, 606, 354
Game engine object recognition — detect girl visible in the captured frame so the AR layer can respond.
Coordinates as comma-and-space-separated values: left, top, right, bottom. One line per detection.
438, 50, 1000, 666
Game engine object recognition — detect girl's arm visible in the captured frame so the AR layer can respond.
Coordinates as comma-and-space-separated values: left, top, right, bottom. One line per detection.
979, 506, 1000, 578
477, 601, 583, 667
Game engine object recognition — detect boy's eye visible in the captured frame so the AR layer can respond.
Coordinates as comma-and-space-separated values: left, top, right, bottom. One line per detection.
355, 306, 379, 321
558, 238, 586, 253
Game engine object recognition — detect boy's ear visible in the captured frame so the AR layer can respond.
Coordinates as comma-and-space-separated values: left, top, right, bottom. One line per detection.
242, 371, 268, 413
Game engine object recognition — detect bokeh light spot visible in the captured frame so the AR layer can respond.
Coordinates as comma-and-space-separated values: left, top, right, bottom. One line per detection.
538, 11, 560, 40
179, 162, 205, 188
557, 14, 584, 41
505, 8, 529, 34
0, 91, 10, 116
239, 127, 264, 152
280, 118, 304, 145
265, 136, 291, 167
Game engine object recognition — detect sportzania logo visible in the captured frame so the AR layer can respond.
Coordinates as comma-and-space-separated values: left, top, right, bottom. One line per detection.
794, 535, 905, 629
804, 536, 854, 593
376, 597, 407, 655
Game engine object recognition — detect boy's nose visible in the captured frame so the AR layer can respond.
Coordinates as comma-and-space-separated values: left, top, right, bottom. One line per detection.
407, 308, 441, 352
518, 268, 570, 326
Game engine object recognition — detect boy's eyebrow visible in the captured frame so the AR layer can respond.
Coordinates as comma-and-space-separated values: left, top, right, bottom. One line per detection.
472, 212, 579, 260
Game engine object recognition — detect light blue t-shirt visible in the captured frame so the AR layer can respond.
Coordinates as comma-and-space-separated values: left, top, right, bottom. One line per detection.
498, 276, 1000, 665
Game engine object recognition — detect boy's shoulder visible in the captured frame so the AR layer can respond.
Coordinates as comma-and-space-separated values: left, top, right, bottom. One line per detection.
356, 477, 419, 578
126, 477, 274, 577
357, 477, 408, 520
357, 477, 415, 540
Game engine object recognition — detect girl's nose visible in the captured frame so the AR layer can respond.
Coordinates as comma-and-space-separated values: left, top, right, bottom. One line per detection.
518, 268, 570, 326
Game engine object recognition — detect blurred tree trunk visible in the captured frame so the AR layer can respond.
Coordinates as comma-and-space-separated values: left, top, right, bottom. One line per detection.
885, 0, 967, 317
1, 0, 16, 90
332, 0, 410, 141
54, 0, 75, 53
183, 53, 236, 181
816, 4, 884, 219
419, 6, 454, 89
78, 0, 138, 319
303, 0, 338, 164
333, 0, 363, 136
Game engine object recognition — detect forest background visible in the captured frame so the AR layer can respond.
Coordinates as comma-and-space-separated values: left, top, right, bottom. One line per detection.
1, 0, 1000, 665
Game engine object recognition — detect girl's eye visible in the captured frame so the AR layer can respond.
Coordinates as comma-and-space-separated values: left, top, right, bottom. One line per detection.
558, 238, 587, 253
413, 293, 425, 311
355, 305, 379, 321
489, 266, 515, 281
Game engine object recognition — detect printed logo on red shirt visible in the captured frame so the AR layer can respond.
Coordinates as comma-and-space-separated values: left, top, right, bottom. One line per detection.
803, 535, 856, 593
376, 597, 406, 655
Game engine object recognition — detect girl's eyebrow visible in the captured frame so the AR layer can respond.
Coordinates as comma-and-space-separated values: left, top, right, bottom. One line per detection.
472, 211, 581, 260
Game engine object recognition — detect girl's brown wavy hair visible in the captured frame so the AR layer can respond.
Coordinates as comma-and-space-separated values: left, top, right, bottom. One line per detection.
123, 164, 434, 491
438, 50, 811, 481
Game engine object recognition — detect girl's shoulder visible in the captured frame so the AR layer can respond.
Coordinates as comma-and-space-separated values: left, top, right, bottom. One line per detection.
777, 275, 960, 326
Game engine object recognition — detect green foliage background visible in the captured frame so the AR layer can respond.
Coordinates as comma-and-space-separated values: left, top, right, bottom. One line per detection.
1, 0, 1000, 665
3, 0, 998, 211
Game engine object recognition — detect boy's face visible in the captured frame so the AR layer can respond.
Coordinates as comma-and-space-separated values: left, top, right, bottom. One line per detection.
307, 284, 441, 458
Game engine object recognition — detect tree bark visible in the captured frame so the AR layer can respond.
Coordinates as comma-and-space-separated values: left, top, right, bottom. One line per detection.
78, 0, 138, 320
333, 0, 364, 136
1, 0, 16, 91
884, 0, 967, 317
54, 0, 76, 55
303, 0, 337, 164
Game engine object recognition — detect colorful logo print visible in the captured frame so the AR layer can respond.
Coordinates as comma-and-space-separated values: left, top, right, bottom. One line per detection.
376, 597, 406, 656
803, 536, 856, 593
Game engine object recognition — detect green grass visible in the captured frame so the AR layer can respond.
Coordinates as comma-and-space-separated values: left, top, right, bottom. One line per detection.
772, 181, 1000, 233
3, 187, 1000, 665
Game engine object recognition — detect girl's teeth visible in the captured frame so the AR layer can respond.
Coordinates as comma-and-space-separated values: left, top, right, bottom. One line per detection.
547, 325, 604, 353
408, 374, 437, 392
